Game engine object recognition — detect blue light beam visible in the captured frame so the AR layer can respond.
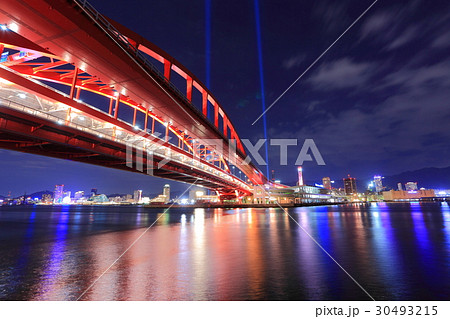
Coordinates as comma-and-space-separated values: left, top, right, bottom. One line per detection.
254, 0, 270, 178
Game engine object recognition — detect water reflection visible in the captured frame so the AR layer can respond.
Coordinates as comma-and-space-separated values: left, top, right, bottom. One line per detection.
0, 203, 449, 300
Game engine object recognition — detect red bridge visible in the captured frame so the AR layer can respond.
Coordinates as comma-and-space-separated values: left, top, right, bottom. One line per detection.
0, 0, 267, 199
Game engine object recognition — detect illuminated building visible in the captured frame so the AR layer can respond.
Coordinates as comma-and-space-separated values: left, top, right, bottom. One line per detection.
41, 193, 52, 203
343, 175, 357, 195
62, 192, 72, 204
91, 194, 108, 203
322, 177, 332, 190
383, 189, 435, 201
373, 175, 383, 192
53, 184, 64, 204
405, 182, 418, 191
297, 166, 304, 186
63, 191, 71, 203
398, 183, 403, 191
195, 191, 219, 203
292, 185, 333, 204
134, 190, 143, 203
163, 184, 170, 201
74, 191, 84, 200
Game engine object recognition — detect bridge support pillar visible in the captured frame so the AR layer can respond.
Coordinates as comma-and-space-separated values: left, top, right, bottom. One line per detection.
223, 116, 227, 137
108, 97, 114, 115
214, 102, 219, 127
186, 76, 192, 101
69, 67, 78, 99
202, 91, 208, 117
164, 60, 171, 81
114, 94, 120, 119
165, 123, 169, 142
144, 106, 149, 131
132, 107, 137, 126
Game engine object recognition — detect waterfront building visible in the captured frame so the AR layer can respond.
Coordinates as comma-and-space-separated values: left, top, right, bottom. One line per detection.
343, 175, 357, 195
383, 189, 435, 201
331, 188, 347, 201
189, 190, 219, 204
90, 188, 98, 196
53, 184, 64, 204
74, 191, 84, 200
62, 191, 71, 204
252, 185, 268, 204
398, 183, 403, 191
292, 185, 333, 204
405, 182, 418, 191
41, 193, 52, 203
252, 184, 335, 205
322, 177, 332, 190
91, 194, 108, 203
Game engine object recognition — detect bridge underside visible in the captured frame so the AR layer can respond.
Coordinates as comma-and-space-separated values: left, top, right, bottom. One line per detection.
0, 0, 269, 199
0, 105, 241, 192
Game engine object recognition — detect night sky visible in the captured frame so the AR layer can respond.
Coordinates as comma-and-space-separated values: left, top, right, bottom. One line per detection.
1, 0, 450, 196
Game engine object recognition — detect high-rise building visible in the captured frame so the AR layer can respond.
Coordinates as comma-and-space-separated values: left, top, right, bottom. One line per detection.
397, 183, 403, 191
405, 182, 418, 191
74, 191, 84, 200
134, 190, 143, 203
373, 175, 383, 192
163, 184, 170, 202
271, 170, 275, 182
53, 184, 64, 204
322, 177, 332, 190
297, 166, 304, 186
343, 175, 357, 195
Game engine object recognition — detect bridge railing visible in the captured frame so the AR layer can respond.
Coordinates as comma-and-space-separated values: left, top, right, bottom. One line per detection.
0, 86, 250, 190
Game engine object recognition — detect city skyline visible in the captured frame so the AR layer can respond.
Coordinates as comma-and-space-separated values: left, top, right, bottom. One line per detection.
1, 163, 447, 199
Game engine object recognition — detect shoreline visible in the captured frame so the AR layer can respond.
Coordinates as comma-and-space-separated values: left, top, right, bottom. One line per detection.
4, 199, 448, 209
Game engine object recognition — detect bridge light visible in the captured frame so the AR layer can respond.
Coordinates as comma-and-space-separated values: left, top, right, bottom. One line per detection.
0, 78, 13, 85
113, 91, 119, 97
8, 23, 18, 32
0, 25, 7, 31
17, 93, 26, 99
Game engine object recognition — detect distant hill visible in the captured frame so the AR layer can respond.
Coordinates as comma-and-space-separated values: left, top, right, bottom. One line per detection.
383, 166, 450, 190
